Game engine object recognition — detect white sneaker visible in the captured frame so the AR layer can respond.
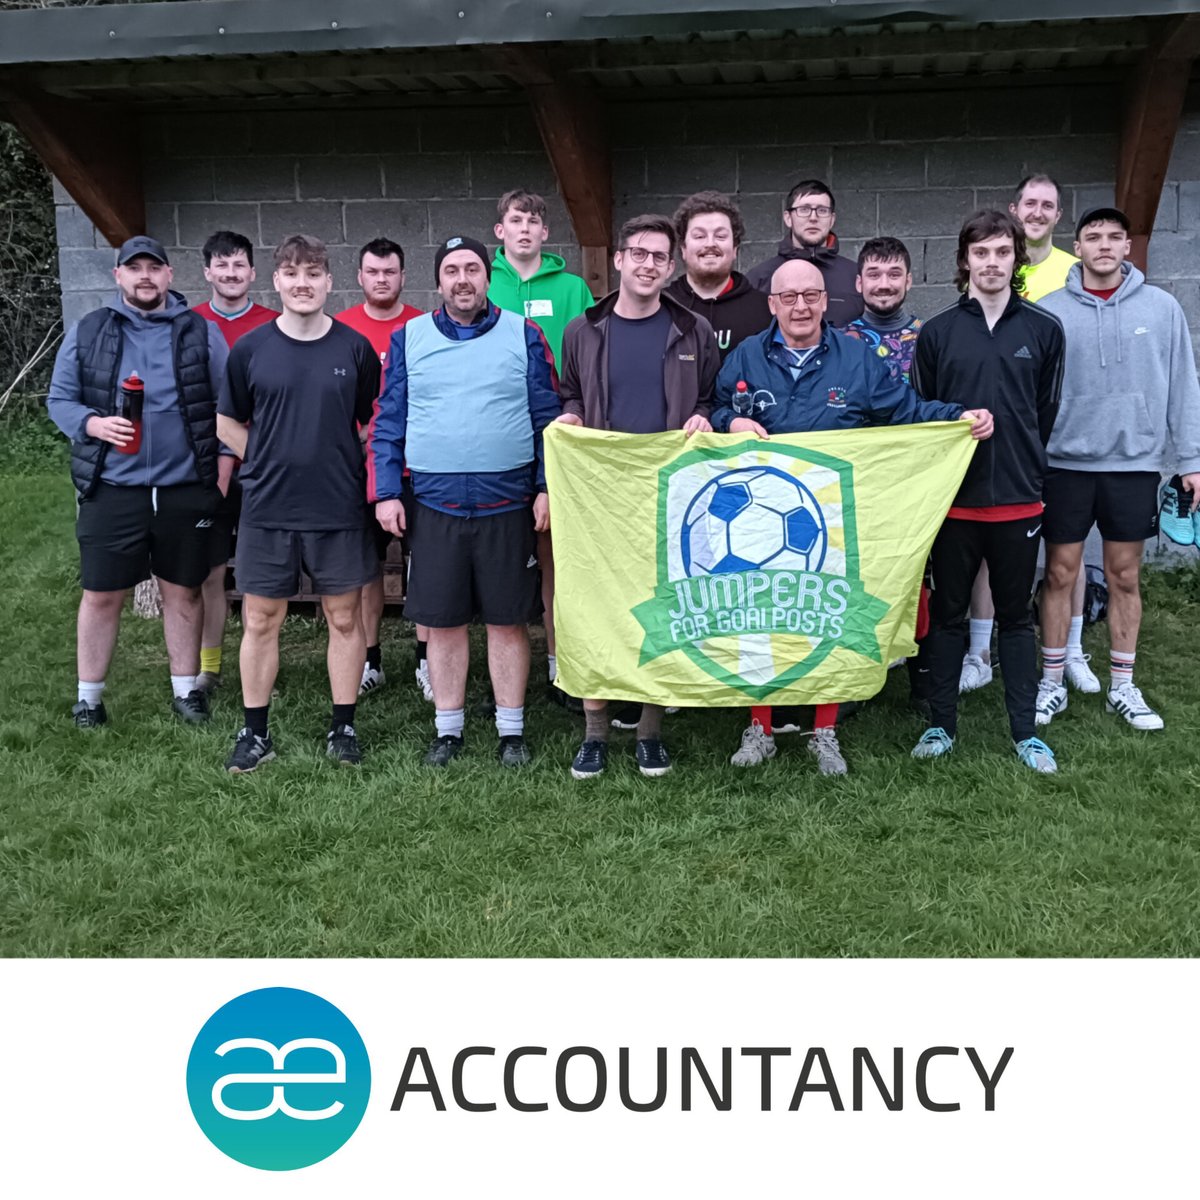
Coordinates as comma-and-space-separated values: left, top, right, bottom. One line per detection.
359, 663, 385, 695
1064, 653, 1101, 693
415, 661, 434, 703
1105, 682, 1164, 731
1034, 679, 1068, 726
959, 653, 993, 693
807, 726, 848, 776
730, 721, 776, 767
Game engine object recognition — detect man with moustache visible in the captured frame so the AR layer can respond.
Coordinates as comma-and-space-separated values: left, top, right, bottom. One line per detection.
557, 214, 719, 780
46, 235, 228, 728
193, 230, 278, 695
665, 190, 771, 362
841, 237, 923, 382
711, 259, 989, 775
746, 179, 863, 324
336, 238, 425, 701
1035, 207, 1200, 732
911, 210, 1065, 773
368, 235, 560, 768
218, 234, 381, 772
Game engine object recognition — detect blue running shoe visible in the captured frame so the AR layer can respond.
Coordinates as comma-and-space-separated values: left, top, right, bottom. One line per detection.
911, 727, 954, 758
1014, 736, 1057, 773
1159, 476, 1195, 545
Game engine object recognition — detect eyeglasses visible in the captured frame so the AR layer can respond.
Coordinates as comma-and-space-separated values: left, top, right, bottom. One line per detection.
620, 245, 671, 267
770, 289, 826, 307
789, 204, 833, 218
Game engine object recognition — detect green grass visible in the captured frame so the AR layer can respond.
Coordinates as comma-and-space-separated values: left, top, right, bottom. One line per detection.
3, 463, 1200, 957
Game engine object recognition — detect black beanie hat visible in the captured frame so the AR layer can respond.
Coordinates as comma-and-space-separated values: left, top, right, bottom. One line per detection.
433, 235, 491, 284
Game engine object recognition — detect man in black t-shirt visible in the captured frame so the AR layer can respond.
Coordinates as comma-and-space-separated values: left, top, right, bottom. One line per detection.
217, 234, 381, 772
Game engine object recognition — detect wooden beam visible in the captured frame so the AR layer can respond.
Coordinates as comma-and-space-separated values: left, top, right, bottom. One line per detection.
501, 47, 613, 298
1115, 14, 1200, 271
5, 87, 142, 246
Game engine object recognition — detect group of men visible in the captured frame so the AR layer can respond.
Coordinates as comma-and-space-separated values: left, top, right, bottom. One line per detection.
47, 174, 1200, 779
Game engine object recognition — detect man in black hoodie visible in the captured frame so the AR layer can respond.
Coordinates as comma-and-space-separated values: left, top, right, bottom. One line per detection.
910, 210, 1064, 774
666, 191, 772, 362
745, 179, 863, 325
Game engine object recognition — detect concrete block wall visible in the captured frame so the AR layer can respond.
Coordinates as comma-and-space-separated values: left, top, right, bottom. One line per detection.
53, 82, 1200, 345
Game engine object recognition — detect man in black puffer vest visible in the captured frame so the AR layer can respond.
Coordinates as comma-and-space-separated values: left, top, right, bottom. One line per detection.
46, 235, 229, 729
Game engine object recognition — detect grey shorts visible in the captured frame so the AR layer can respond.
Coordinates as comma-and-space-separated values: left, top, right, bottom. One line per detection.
235, 525, 379, 598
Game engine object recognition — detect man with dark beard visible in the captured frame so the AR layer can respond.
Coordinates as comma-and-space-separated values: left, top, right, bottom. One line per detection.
666, 190, 771, 362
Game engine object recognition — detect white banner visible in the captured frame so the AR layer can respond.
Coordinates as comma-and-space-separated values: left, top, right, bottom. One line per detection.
3, 960, 1195, 1197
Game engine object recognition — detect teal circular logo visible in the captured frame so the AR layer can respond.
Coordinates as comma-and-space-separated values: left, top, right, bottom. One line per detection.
186, 987, 371, 1171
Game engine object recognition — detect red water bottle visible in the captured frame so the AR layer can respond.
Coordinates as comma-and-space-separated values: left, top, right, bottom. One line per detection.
115, 371, 143, 455
734, 379, 751, 411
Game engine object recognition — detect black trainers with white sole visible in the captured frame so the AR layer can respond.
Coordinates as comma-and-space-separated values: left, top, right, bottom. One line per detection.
636, 738, 672, 777
570, 739, 608, 779
327, 723, 363, 765
71, 700, 107, 729
225, 727, 275, 773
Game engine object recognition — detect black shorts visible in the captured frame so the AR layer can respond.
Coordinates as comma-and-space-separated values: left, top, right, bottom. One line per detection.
235, 525, 379, 599
208, 479, 242, 569
404, 503, 538, 627
1043, 468, 1159, 544
77, 481, 219, 592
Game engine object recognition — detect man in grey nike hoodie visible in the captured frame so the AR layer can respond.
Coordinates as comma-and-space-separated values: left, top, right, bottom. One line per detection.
1036, 206, 1200, 733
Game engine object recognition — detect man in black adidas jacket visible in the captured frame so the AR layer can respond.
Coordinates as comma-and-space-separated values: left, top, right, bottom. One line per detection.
910, 209, 1064, 774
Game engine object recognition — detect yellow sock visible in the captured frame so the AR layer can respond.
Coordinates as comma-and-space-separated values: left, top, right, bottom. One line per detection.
200, 646, 222, 676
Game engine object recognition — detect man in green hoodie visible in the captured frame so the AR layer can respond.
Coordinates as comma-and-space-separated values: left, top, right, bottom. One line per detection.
490, 188, 591, 699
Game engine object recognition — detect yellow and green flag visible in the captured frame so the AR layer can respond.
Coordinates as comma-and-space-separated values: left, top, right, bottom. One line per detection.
545, 421, 977, 706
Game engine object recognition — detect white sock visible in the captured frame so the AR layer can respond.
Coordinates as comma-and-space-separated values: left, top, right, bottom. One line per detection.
170, 674, 197, 699
1067, 615, 1084, 655
435, 707, 465, 738
547, 654, 557, 683
496, 705, 525, 738
968, 618, 993, 659
77, 679, 106, 707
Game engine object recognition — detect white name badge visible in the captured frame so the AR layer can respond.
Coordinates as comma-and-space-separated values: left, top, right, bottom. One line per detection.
525, 299, 554, 318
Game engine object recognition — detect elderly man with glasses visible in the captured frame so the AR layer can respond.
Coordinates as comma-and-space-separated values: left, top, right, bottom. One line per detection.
746, 179, 863, 324
709, 259, 993, 777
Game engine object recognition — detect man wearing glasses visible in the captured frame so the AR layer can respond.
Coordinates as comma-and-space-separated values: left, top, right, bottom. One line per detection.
557, 213, 720, 780
746, 179, 863, 325
710, 259, 992, 776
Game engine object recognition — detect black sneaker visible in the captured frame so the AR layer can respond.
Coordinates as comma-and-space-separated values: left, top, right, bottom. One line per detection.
71, 700, 107, 729
611, 703, 642, 730
497, 734, 532, 767
424, 733, 464, 767
172, 689, 211, 724
327, 723, 363, 766
636, 737, 672, 777
225, 726, 275, 774
570, 739, 608, 779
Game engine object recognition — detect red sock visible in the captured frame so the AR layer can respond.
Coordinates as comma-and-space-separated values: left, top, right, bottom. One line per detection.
751, 705, 772, 736
814, 703, 838, 729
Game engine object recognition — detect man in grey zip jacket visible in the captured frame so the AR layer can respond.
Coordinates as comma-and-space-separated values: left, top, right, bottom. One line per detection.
46, 235, 228, 730
1036, 206, 1200, 733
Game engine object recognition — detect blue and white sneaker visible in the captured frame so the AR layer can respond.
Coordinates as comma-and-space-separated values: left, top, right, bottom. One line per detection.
1034, 679, 1068, 726
1014, 736, 1057, 773
1159, 476, 1195, 545
911, 727, 954, 758
1105, 682, 1165, 731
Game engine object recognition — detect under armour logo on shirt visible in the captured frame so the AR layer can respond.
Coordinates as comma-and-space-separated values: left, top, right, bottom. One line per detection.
333, 367, 347, 376
1013, 345, 1033, 359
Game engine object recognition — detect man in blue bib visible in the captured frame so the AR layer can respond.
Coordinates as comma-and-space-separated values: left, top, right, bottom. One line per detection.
368, 235, 561, 767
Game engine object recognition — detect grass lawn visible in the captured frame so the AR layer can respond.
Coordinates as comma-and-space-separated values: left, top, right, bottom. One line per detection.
3, 457, 1200, 958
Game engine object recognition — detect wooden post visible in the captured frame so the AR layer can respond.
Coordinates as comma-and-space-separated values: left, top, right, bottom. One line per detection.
1115, 15, 1200, 272
5, 87, 143, 247
501, 48, 613, 298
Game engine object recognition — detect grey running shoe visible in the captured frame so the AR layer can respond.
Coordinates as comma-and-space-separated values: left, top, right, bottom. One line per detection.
730, 721, 776, 767
807, 726, 847, 776
195, 671, 221, 694
424, 734, 464, 767
912, 727, 954, 759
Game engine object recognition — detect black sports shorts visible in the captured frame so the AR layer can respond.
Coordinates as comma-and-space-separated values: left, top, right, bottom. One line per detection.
1042, 468, 1159, 544
404, 503, 538, 628
77, 481, 219, 592
235, 525, 379, 599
